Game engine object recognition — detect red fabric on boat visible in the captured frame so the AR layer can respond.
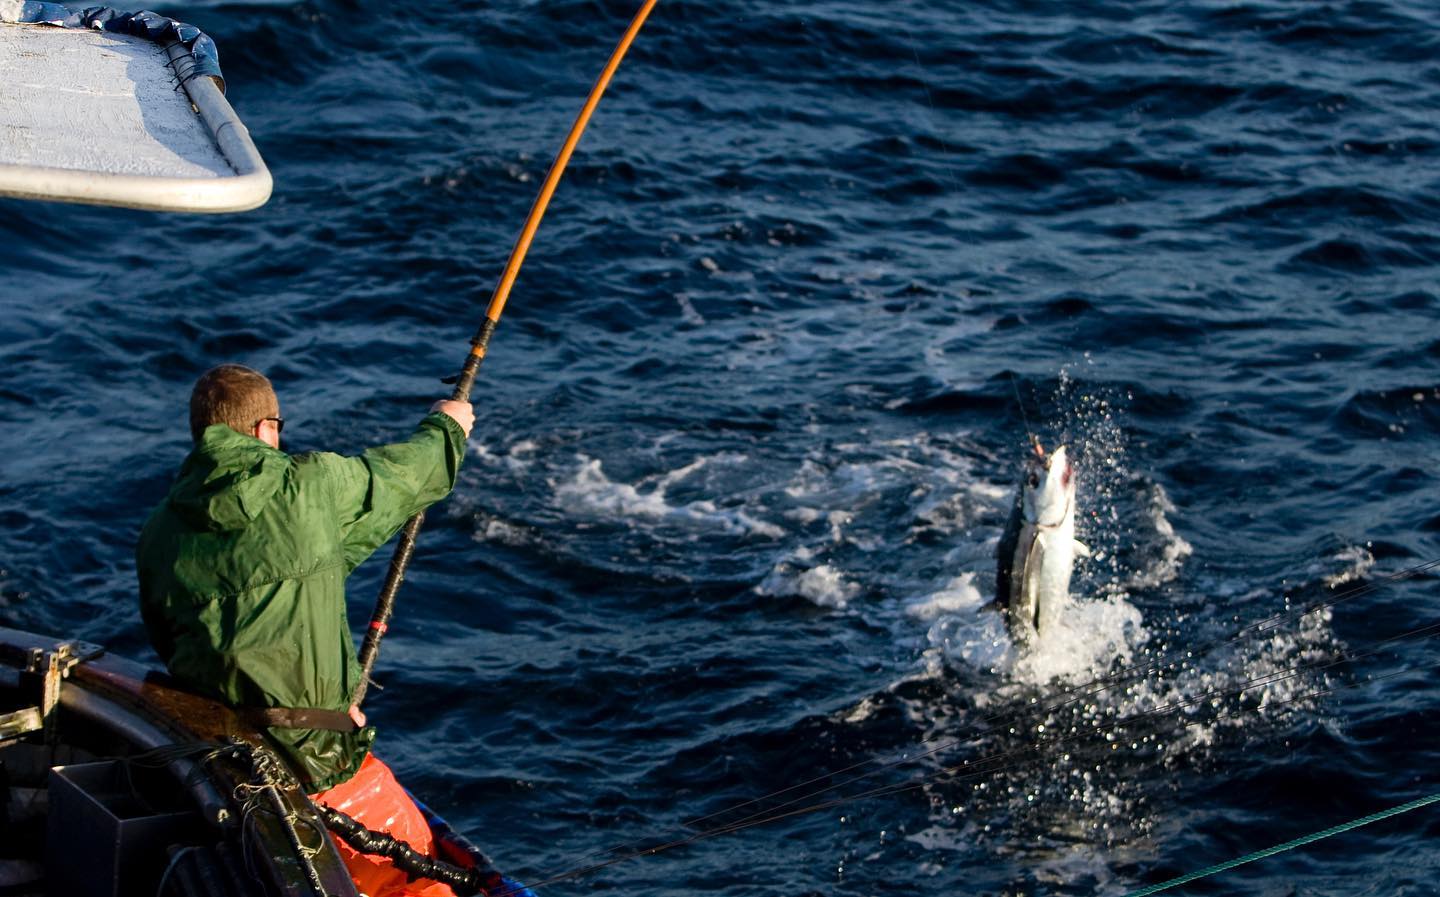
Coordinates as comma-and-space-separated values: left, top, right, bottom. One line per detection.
311, 753, 458, 897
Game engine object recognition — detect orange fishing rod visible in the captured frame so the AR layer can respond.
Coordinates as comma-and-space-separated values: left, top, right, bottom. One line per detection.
354, 0, 661, 706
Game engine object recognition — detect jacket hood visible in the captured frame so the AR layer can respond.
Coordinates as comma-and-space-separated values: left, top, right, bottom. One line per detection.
168, 424, 289, 532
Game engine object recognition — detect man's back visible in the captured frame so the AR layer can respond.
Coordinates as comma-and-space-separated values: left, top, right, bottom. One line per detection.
138, 413, 465, 789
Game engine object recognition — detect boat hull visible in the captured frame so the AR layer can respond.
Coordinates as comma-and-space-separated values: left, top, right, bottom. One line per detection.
0, 626, 525, 897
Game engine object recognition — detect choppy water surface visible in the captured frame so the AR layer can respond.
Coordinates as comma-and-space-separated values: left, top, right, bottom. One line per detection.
3, 1, 1440, 894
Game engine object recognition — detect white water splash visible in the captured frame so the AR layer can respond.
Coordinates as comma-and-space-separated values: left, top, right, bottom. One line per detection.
1011, 594, 1149, 686
675, 292, 706, 326
1121, 483, 1193, 591
1320, 544, 1375, 588
757, 557, 861, 609
745, 432, 1000, 610
474, 517, 531, 547
552, 455, 787, 540
470, 439, 540, 475
904, 573, 988, 621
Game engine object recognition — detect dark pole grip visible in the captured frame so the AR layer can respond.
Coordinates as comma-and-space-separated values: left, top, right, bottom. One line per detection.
451, 318, 498, 403
354, 512, 424, 705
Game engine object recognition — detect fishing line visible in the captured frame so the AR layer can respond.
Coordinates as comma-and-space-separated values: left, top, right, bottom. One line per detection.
1007, 369, 1040, 449
677, 615, 1440, 844
895, 22, 1042, 452
508, 555, 1440, 888
492, 609, 1440, 895
494, 639, 1440, 897
669, 619, 1440, 837
662, 556, 1440, 840
681, 652, 1440, 850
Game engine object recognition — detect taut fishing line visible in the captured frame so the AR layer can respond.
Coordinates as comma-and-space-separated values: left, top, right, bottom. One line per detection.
479, 13, 1440, 882
671, 642, 1440, 851
664, 556, 1440, 840
1008, 369, 1040, 449
371, 6, 1440, 892
493, 621, 1440, 896
666, 611, 1440, 846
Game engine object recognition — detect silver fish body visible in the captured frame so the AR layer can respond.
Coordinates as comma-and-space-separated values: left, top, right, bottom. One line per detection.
995, 444, 1089, 645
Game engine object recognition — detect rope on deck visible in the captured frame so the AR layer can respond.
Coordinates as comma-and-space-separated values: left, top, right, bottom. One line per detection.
1123, 790, 1440, 897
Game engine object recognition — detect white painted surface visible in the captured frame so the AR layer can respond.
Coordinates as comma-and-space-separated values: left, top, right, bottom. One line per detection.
0, 19, 271, 211
0, 21, 231, 178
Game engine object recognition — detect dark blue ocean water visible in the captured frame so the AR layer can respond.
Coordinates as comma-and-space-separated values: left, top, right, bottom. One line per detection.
4, 0, 1440, 893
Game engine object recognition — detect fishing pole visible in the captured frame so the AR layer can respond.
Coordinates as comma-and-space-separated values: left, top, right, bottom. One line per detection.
353, 0, 662, 707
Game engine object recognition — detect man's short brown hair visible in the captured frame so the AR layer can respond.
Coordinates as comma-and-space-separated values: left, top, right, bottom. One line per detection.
189, 364, 279, 443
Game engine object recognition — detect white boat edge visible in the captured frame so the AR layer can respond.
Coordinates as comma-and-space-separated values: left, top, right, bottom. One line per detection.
0, 38, 272, 214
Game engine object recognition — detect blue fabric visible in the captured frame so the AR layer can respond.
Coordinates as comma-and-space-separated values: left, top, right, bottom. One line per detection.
498, 877, 540, 897
3, 3, 224, 91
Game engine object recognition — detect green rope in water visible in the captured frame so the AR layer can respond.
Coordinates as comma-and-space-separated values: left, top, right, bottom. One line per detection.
1124, 791, 1440, 897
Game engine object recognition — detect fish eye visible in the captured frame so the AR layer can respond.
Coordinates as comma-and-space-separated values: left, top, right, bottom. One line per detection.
1028, 473, 1040, 488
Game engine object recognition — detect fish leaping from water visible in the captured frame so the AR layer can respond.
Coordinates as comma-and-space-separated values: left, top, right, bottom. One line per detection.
995, 439, 1090, 646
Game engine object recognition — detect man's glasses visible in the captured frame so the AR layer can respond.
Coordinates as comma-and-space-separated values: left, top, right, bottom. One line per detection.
255, 416, 285, 434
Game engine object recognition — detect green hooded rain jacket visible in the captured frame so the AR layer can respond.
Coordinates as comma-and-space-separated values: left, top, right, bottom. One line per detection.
137, 413, 465, 790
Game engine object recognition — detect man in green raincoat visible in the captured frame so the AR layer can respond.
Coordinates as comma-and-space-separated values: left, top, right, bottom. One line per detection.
136, 363, 473, 790
139, 363, 478, 896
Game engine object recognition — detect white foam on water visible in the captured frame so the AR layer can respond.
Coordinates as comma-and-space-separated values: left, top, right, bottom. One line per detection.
675, 292, 706, 325
756, 561, 861, 609
781, 436, 991, 523
1320, 544, 1375, 588
1122, 483, 1192, 591
724, 430, 1002, 612
904, 824, 968, 853
1011, 593, 1149, 687
1159, 601, 1337, 740
783, 506, 825, 525
474, 517, 531, 547
551, 454, 787, 540
903, 573, 988, 621
556, 458, 671, 517
902, 574, 1013, 676
469, 439, 540, 475
920, 609, 1013, 677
